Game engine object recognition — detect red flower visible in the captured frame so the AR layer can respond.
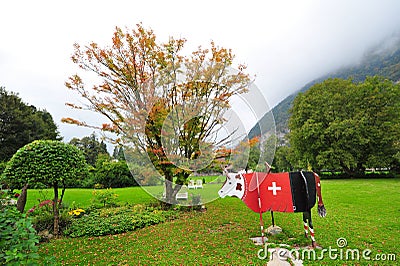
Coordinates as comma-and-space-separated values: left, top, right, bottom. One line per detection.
39, 200, 53, 207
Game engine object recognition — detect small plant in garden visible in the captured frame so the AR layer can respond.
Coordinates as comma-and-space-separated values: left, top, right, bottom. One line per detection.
68, 208, 85, 218
0, 191, 41, 265
27, 199, 71, 238
132, 204, 146, 213
91, 188, 119, 207
93, 183, 104, 189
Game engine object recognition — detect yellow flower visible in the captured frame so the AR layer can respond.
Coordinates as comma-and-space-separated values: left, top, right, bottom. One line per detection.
69, 208, 85, 217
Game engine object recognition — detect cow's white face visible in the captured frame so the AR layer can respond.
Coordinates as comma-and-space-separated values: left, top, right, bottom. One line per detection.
218, 170, 245, 199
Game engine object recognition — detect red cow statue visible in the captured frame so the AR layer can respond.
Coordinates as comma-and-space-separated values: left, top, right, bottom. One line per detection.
218, 163, 326, 247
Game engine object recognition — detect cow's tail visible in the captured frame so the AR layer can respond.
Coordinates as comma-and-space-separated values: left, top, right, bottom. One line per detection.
314, 172, 327, 217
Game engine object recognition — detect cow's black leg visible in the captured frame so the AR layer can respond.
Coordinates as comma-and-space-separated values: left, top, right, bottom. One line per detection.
303, 211, 316, 247
271, 211, 275, 227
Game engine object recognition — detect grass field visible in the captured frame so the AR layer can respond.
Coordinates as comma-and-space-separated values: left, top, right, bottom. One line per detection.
36, 178, 400, 265
24, 180, 224, 210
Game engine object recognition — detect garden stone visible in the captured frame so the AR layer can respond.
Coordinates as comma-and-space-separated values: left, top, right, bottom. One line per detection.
266, 225, 282, 235
250, 236, 268, 245
38, 230, 54, 241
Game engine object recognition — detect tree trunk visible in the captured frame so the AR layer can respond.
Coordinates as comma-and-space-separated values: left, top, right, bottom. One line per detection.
340, 161, 355, 177
340, 160, 366, 178
59, 181, 66, 205
165, 178, 173, 204
53, 183, 60, 236
164, 174, 181, 205
164, 170, 191, 205
16, 183, 28, 213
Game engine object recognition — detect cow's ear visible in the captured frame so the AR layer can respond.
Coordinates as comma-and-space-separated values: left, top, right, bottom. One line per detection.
224, 164, 233, 170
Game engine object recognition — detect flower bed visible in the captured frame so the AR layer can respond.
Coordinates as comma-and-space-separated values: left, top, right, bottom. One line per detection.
63, 204, 179, 238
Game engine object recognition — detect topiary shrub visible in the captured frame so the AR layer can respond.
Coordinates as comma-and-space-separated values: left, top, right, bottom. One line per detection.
2, 140, 88, 236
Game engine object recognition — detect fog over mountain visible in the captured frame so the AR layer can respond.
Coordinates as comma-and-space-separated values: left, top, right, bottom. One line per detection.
248, 33, 400, 141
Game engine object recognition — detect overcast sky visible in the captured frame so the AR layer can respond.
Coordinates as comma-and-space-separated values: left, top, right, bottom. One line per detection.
1, 0, 400, 145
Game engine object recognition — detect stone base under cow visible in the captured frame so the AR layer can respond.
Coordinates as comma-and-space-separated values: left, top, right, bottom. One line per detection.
250, 236, 268, 245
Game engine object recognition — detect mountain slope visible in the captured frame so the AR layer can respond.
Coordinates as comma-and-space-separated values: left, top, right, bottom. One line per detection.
248, 35, 400, 140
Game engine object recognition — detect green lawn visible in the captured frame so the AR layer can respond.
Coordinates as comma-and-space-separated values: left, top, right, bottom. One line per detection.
24, 187, 154, 211
25, 178, 225, 210
37, 178, 400, 265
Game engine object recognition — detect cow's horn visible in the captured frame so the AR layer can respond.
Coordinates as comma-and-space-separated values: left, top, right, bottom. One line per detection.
223, 165, 231, 179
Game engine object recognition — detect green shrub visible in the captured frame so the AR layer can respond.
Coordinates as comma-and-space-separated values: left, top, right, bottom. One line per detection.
64, 205, 178, 237
0, 161, 7, 176
2, 140, 89, 236
0, 192, 40, 265
2, 140, 88, 190
93, 183, 104, 189
78, 167, 96, 188
91, 188, 119, 208
95, 160, 138, 188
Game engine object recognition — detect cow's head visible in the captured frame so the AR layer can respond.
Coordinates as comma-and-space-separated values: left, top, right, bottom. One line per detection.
218, 167, 245, 199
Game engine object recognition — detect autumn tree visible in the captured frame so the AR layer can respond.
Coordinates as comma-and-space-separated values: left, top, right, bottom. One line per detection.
288, 77, 400, 176
64, 24, 251, 203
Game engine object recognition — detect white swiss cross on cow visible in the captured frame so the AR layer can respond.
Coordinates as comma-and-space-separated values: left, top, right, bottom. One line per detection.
267, 181, 281, 196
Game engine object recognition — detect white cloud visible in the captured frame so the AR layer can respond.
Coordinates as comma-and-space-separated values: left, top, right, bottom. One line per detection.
1, 0, 400, 142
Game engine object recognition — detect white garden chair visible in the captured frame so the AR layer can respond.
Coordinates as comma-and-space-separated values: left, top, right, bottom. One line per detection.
188, 179, 196, 189
175, 185, 188, 200
195, 179, 203, 189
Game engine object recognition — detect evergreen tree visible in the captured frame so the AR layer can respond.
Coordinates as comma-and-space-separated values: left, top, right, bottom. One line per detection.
69, 132, 109, 166
0, 87, 61, 161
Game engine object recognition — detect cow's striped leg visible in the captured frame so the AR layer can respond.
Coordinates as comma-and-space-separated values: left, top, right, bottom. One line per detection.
303, 211, 316, 247
302, 212, 309, 238
309, 227, 316, 247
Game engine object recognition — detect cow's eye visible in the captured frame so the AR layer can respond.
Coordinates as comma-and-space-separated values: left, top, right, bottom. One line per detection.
229, 182, 232, 185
